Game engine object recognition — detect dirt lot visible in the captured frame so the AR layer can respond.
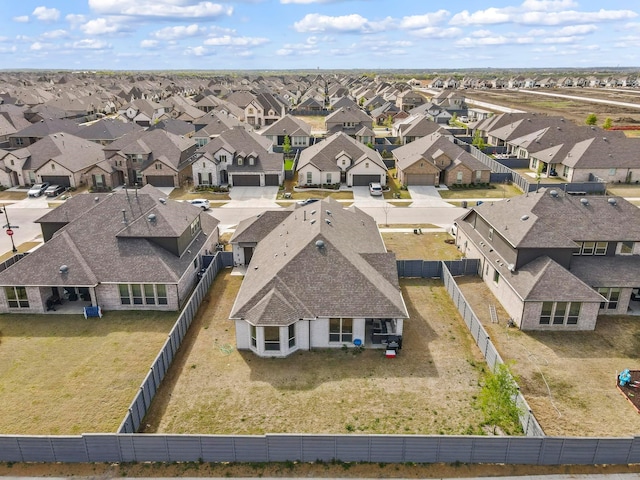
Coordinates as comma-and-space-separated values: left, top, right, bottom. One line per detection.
142, 271, 487, 435
0, 310, 176, 434
455, 276, 640, 437
464, 87, 640, 128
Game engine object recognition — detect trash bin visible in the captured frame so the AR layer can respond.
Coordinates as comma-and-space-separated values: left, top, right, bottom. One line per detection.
462, 201, 468, 208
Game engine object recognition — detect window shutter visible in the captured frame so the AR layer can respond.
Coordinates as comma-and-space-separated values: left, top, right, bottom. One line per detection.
198, 172, 202, 184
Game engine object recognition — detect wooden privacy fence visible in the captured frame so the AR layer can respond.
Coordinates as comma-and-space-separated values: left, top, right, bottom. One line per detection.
117, 251, 234, 434
440, 262, 545, 437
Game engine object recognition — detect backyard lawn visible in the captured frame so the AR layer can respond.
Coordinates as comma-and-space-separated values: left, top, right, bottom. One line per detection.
142, 271, 487, 435
382, 231, 461, 260
456, 277, 640, 437
0, 310, 176, 434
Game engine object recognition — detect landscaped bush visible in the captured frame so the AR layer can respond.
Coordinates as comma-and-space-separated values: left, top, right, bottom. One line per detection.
195, 185, 229, 193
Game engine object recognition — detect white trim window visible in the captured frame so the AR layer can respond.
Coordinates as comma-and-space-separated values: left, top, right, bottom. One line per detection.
5, 286, 29, 308
329, 318, 353, 343
539, 301, 580, 325
598, 288, 620, 311
574, 241, 607, 256
119, 284, 168, 305
264, 326, 280, 351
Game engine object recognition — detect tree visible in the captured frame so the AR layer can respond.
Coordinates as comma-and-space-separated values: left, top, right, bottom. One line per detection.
384, 115, 394, 129
478, 363, 523, 435
282, 135, 291, 155
585, 113, 597, 126
472, 130, 486, 151
603, 117, 613, 130
449, 112, 458, 125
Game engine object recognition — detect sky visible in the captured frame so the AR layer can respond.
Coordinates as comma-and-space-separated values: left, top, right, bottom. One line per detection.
0, 0, 639, 71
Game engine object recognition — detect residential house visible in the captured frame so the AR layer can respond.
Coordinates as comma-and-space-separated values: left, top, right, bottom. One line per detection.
394, 132, 490, 186
297, 132, 387, 187
119, 99, 166, 127
455, 188, 640, 330
194, 127, 284, 187
8, 118, 83, 149
0, 185, 219, 314
325, 106, 373, 137
229, 197, 408, 357
393, 115, 444, 144
76, 118, 143, 146
193, 111, 250, 148
14, 133, 105, 188
260, 114, 312, 149
103, 128, 197, 188
395, 90, 427, 112
0, 104, 31, 148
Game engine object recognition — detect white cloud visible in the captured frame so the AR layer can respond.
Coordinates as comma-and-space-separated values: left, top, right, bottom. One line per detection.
30, 42, 47, 51
294, 13, 392, 33
556, 24, 597, 35
72, 39, 112, 49
185, 45, 210, 56
276, 48, 293, 55
400, 10, 450, 29
450, 3, 637, 27
151, 24, 205, 40
81, 18, 127, 35
410, 27, 461, 39
0, 45, 17, 53
140, 39, 159, 48
32, 6, 61, 22
280, 0, 358, 3
41, 29, 69, 39
13, 16, 29, 23
88, 0, 233, 19
203, 35, 269, 46
275, 37, 321, 56
66, 14, 87, 28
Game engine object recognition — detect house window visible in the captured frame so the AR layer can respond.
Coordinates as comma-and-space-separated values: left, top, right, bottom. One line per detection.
581, 242, 595, 255
493, 269, 500, 284
288, 324, 296, 348
248, 108, 254, 114
219, 155, 227, 163
196, 138, 208, 147
51, 163, 55, 170
306, 172, 312, 184
609, 168, 617, 176
5, 286, 29, 308
119, 284, 168, 306
620, 241, 634, 255
539, 301, 553, 324
251, 325, 257, 348
456, 171, 463, 184
15, 138, 24, 146
264, 326, 280, 351
144, 284, 155, 305
326, 173, 332, 184
365, 162, 369, 168
237, 158, 243, 166
576, 241, 607, 255
598, 287, 620, 310
563, 165, 569, 177
155, 163, 162, 170
249, 157, 254, 166
190, 216, 201, 236
131, 284, 143, 305
329, 318, 353, 343
488, 228, 494, 241
475, 170, 482, 180
595, 242, 607, 255
531, 158, 537, 169
540, 301, 580, 325
193, 258, 198, 269
202, 162, 206, 169
10, 159, 14, 166
342, 159, 346, 166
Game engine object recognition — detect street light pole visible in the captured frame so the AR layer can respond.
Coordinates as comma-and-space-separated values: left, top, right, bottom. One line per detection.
0, 207, 17, 253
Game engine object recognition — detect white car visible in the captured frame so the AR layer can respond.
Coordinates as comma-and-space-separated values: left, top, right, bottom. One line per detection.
189, 199, 210, 210
28, 182, 50, 197
369, 182, 383, 196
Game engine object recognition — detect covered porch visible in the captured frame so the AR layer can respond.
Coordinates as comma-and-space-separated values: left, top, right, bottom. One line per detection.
41, 286, 95, 314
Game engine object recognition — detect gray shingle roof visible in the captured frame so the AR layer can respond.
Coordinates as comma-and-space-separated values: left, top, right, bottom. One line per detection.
260, 115, 311, 137
297, 131, 386, 172
26, 133, 106, 172
231, 210, 293, 244
230, 197, 407, 325
570, 256, 640, 288
0, 185, 219, 287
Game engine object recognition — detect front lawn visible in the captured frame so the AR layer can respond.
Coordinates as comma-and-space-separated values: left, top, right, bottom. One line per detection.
169, 185, 231, 201
384, 168, 411, 199
0, 310, 176, 434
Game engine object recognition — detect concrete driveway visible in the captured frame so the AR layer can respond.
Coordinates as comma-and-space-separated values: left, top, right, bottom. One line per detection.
351, 186, 388, 207
407, 186, 454, 208
223, 186, 280, 208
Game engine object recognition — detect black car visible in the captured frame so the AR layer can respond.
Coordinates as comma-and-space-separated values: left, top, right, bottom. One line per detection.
44, 185, 66, 197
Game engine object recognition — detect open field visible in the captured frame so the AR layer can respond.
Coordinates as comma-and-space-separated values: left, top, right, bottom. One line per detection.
0, 310, 176, 434
463, 88, 640, 127
142, 271, 487, 435
382, 232, 461, 260
456, 277, 640, 437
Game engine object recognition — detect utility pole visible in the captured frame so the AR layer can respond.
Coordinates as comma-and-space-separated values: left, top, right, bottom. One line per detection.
0, 206, 18, 253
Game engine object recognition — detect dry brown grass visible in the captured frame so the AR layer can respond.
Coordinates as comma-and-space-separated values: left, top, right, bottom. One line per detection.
0, 191, 28, 201
383, 232, 461, 260
169, 185, 231, 201
456, 277, 640, 437
293, 115, 326, 131
606, 184, 640, 198
439, 184, 522, 199
0, 310, 176, 434
142, 271, 486, 435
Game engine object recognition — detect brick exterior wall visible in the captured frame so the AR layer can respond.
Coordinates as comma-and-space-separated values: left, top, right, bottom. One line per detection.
397, 161, 439, 185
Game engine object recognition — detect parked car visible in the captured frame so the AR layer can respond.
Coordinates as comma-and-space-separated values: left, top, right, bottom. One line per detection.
369, 182, 383, 196
44, 185, 66, 197
189, 199, 210, 210
296, 198, 319, 206
28, 182, 50, 197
